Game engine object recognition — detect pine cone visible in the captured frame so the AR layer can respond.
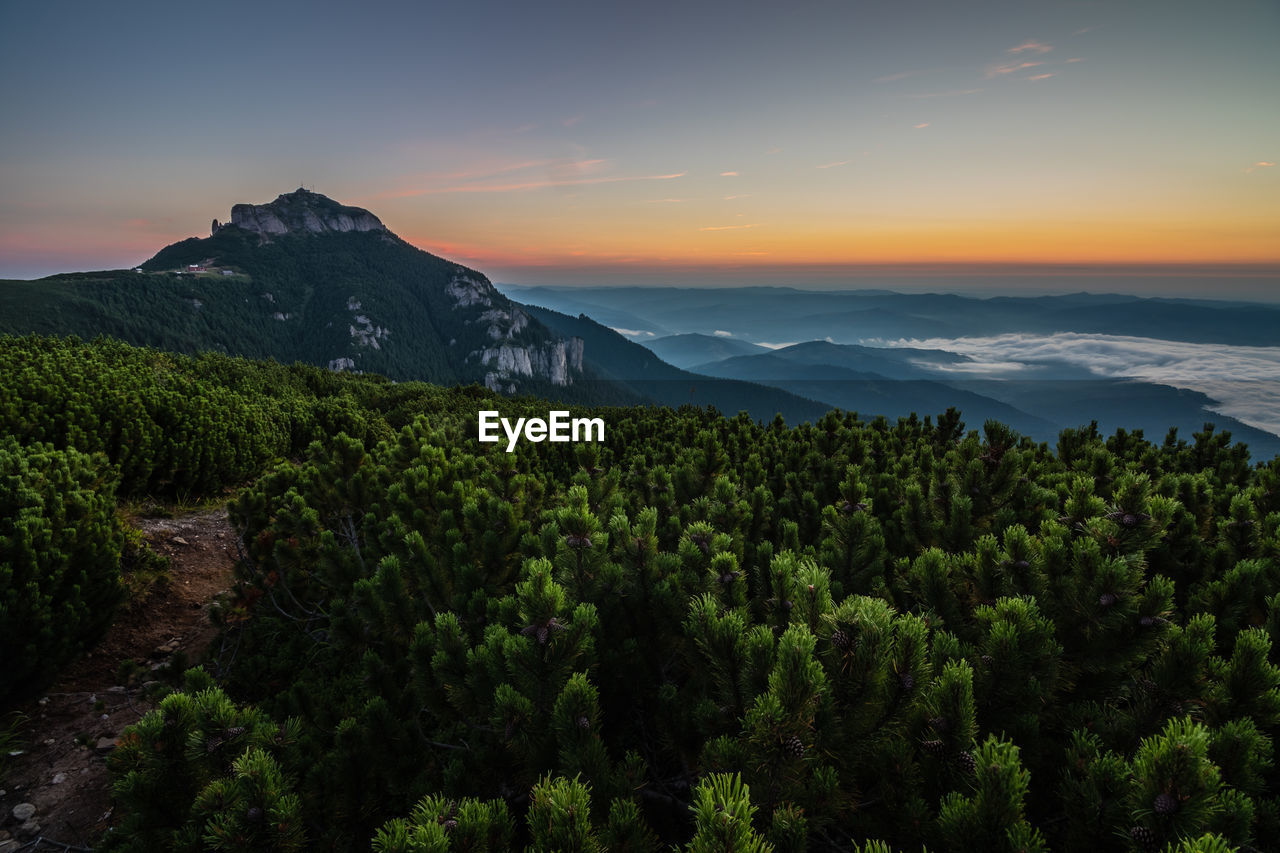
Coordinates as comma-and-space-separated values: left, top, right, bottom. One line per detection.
443, 819, 458, 833
246, 806, 264, 824
1129, 825, 1157, 852
954, 750, 976, 775
920, 739, 946, 757
899, 672, 915, 692
1153, 792, 1179, 816
576, 715, 591, 730
1098, 592, 1118, 608
782, 735, 805, 758
831, 629, 851, 651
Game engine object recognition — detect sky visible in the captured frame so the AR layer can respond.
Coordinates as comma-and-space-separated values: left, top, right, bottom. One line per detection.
1, 0, 1277, 297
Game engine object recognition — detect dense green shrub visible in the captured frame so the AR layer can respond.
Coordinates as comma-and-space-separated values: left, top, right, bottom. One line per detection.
103, 397, 1280, 850
0, 437, 123, 700
7, 334, 1277, 849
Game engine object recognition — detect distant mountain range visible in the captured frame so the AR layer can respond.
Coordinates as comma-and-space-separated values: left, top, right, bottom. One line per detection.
522, 307, 829, 423
500, 285, 1280, 347
506, 285, 1280, 459
645, 333, 769, 369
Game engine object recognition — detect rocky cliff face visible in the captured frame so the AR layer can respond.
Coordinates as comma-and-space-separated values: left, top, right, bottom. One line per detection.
479, 338, 584, 392
225, 188, 387, 237
443, 272, 584, 391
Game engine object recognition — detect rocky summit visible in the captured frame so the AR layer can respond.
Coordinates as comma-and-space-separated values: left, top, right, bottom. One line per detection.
217, 188, 387, 237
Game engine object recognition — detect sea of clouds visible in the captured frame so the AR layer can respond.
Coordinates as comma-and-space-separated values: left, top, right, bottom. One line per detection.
884, 332, 1280, 438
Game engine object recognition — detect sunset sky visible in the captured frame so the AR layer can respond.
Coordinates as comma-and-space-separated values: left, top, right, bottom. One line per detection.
1, 0, 1276, 294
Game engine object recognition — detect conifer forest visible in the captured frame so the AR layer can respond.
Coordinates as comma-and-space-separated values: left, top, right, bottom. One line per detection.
4, 333, 1280, 853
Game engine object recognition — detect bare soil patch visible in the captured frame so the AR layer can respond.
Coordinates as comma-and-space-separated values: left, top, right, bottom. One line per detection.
1, 507, 238, 848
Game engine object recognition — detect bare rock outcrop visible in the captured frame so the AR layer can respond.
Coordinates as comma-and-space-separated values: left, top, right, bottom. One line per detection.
226, 188, 387, 237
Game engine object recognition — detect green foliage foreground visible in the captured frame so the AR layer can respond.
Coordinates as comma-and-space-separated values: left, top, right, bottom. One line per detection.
5, 335, 1280, 851
0, 437, 123, 698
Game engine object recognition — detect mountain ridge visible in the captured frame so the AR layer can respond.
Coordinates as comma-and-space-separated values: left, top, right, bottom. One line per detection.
5, 190, 585, 394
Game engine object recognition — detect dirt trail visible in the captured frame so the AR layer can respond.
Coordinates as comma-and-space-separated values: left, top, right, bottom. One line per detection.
0, 507, 238, 849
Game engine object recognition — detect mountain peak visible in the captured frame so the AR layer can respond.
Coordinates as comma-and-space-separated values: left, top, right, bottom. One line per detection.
220, 188, 387, 237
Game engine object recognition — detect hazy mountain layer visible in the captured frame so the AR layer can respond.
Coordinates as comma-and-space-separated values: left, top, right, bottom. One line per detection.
503, 285, 1280, 347
522, 306, 831, 423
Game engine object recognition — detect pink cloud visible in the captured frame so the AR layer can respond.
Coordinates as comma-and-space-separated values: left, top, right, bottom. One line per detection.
1008, 41, 1053, 54
987, 60, 1044, 77
400, 170, 686, 196
700, 223, 760, 231
1028, 73, 1055, 81
720, 171, 740, 177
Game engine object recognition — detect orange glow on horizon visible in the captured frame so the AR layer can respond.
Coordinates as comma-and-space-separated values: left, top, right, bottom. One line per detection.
400, 217, 1280, 272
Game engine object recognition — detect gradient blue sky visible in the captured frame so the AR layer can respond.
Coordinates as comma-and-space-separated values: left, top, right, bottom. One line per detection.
1, 0, 1276, 297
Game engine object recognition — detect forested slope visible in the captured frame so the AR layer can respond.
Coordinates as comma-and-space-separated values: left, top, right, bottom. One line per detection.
3, 334, 1279, 852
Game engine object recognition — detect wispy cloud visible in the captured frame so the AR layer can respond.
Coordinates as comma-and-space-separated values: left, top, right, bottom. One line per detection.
913, 122, 930, 129
1066, 57, 1085, 63
720, 171, 740, 177
610, 327, 655, 337
1028, 73, 1055, 81
765, 147, 782, 155
562, 115, 583, 127
1246, 161, 1276, 173
411, 170, 687, 196
713, 330, 733, 337
1008, 40, 1053, 54
1074, 26, 1096, 35
723, 194, 751, 200
817, 159, 851, 169
987, 60, 1044, 77
700, 223, 760, 231
374, 159, 687, 198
